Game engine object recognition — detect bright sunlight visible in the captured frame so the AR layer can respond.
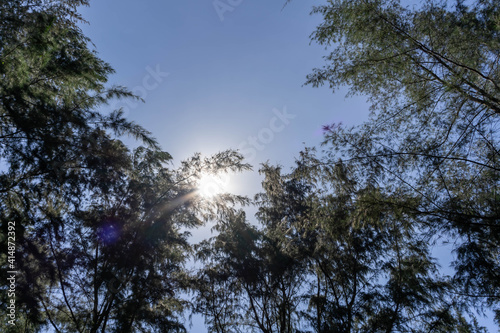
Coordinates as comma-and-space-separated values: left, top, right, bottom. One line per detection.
196, 172, 230, 198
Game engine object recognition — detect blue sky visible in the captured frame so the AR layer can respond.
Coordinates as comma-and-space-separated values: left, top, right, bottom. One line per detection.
79, 0, 370, 196
78, 0, 373, 257
78, 0, 496, 331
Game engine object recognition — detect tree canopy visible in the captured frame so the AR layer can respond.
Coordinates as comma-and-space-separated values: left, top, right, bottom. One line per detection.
0, 1, 250, 332
306, 0, 500, 326
1, 0, 499, 332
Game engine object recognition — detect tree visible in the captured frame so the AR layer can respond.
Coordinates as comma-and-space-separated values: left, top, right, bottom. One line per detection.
0, 0, 156, 329
194, 207, 305, 333
33, 149, 249, 332
195, 155, 486, 332
193, 211, 254, 333
306, 0, 500, 324
0, 1, 252, 331
259, 154, 484, 333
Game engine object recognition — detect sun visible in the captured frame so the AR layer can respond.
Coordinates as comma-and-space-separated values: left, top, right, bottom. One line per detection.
196, 172, 230, 198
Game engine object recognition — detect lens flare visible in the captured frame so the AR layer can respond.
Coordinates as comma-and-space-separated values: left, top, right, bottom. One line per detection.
98, 221, 121, 245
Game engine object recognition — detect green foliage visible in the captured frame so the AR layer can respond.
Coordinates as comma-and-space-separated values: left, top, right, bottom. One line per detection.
2, 0, 498, 331
191, 0, 500, 328
194, 207, 306, 333
193, 153, 486, 332
306, 0, 500, 327
30, 147, 249, 332
0, 1, 251, 332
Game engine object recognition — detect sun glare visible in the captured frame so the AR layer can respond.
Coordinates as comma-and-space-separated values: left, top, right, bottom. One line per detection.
197, 173, 229, 198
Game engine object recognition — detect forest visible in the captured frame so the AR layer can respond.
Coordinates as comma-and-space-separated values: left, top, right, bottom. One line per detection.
1, 0, 499, 332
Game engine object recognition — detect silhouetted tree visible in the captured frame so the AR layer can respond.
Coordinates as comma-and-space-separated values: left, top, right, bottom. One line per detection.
0, 1, 251, 332
194, 155, 486, 332
307, 0, 500, 324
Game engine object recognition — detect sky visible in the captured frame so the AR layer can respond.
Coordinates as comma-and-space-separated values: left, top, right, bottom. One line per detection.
78, 0, 372, 243
78, 0, 496, 331
78, 0, 370, 192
